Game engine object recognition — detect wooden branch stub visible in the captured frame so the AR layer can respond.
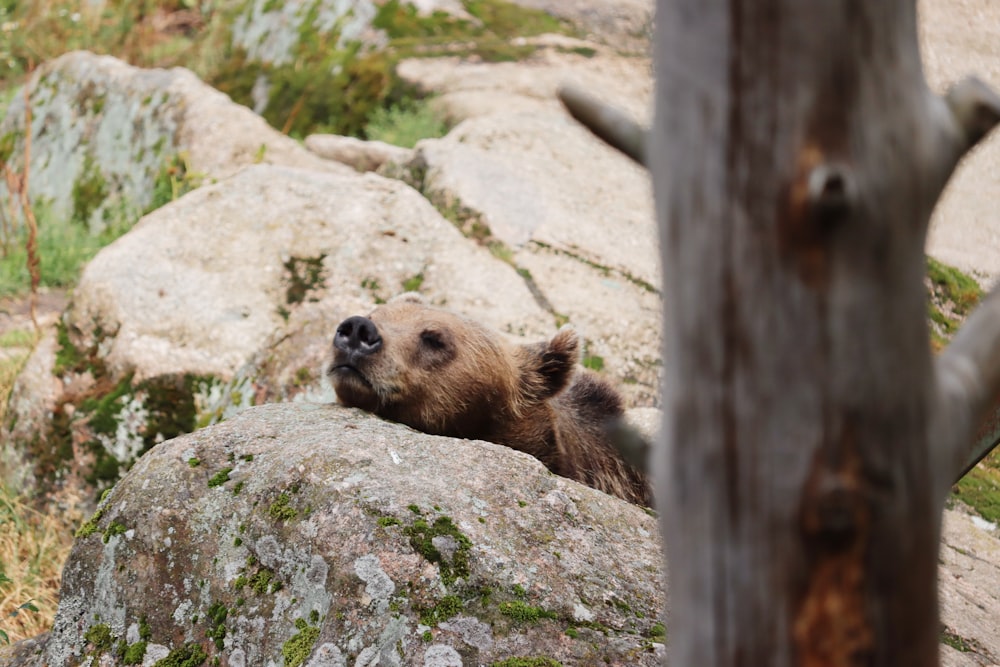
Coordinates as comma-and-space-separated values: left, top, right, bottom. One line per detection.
944, 76, 1000, 152
806, 162, 854, 225
557, 84, 648, 167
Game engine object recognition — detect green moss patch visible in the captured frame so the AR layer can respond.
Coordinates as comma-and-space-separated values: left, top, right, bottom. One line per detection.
498, 600, 558, 624
404, 515, 472, 586
153, 642, 208, 667
952, 449, 1000, 523
72, 152, 110, 227
207, 468, 233, 488
84, 623, 113, 650
282, 617, 320, 667
419, 594, 463, 626
283, 254, 328, 306
102, 520, 127, 543
44, 324, 218, 494
204, 602, 228, 650
927, 257, 983, 349
490, 658, 562, 667
269, 491, 299, 521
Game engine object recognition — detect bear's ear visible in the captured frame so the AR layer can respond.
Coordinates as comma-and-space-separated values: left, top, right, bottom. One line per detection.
519, 326, 580, 403
390, 292, 426, 305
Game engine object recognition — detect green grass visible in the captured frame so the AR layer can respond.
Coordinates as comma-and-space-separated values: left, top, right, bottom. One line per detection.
364, 101, 448, 148
926, 257, 984, 350
0, 212, 131, 297
952, 449, 1000, 524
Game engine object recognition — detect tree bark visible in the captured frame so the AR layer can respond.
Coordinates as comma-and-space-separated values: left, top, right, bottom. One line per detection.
647, 1, 1000, 665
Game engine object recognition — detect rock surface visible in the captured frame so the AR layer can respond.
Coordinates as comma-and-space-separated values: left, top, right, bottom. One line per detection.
305, 134, 413, 172
396, 37, 651, 124
912, 0, 1000, 286
2, 402, 665, 667
0, 51, 348, 232
939, 508, 1000, 666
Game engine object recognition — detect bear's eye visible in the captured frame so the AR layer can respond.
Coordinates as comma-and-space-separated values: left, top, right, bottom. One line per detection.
420, 330, 447, 351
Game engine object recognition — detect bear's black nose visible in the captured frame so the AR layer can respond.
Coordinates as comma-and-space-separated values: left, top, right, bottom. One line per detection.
334, 316, 383, 356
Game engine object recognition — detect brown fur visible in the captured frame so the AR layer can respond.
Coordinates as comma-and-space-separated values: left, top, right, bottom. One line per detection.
327, 295, 651, 506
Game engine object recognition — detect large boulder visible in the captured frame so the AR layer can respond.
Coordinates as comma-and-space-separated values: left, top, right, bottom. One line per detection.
3, 402, 666, 667
939, 508, 1000, 666
396, 38, 651, 124
919, 0, 1000, 286
0, 51, 348, 233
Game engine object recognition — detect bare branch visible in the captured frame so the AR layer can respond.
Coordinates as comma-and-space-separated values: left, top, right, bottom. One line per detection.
933, 284, 1000, 491
557, 84, 648, 167
944, 76, 1000, 154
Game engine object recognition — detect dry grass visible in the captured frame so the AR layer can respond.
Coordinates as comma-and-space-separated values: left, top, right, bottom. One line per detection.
0, 326, 77, 645
0, 487, 84, 643
0, 327, 37, 426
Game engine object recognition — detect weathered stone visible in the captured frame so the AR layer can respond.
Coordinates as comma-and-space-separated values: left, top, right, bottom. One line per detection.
304, 134, 413, 172
939, 507, 1000, 666
397, 38, 652, 124
230, 0, 380, 67
65, 163, 550, 385
507, 0, 653, 52
10, 402, 666, 667
0, 51, 350, 232
919, 0, 1000, 286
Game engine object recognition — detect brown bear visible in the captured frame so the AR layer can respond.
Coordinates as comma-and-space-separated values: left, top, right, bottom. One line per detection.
327, 294, 651, 506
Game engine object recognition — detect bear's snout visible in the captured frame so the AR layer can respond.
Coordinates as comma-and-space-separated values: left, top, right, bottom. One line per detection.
334, 316, 383, 359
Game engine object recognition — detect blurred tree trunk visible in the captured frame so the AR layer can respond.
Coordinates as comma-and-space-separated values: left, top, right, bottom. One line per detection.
649, 1, 1000, 665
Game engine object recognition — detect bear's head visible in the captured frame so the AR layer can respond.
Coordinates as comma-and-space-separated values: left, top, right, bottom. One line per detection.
327, 294, 581, 439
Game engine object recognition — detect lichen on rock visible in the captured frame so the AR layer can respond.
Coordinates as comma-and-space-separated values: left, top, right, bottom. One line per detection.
15, 402, 664, 666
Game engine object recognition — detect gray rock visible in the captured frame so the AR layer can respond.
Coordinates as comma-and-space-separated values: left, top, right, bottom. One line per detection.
230, 0, 380, 67
15, 402, 665, 667
304, 134, 414, 172
0, 51, 349, 233
507, 0, 653, 52
939, 507, 1000, 665
66, 163, 550, 384
397, 38, 652, 124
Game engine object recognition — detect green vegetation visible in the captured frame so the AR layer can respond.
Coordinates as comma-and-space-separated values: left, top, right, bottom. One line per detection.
269, 492, 299, 521
153, 642, 208, 667
952, 449, 1000, 524
404, 515, 472, 586
0, 202, 132, 297
490, 658, 562, 667
498, 600, 558, 624
102, 520, 127, 543
927, 257, 984, 349
282, 617, 320, 667
204, 602, 227, 650
940, 628, 975, 653
366, 101, 448, 148
419, 594, 463, 626
401, 271, 425, 293
283, 255, 328, 306
147, 153, 204, 213
207, 468, 233, 488
84, 622, 113, 650
122, 639, 148, 664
